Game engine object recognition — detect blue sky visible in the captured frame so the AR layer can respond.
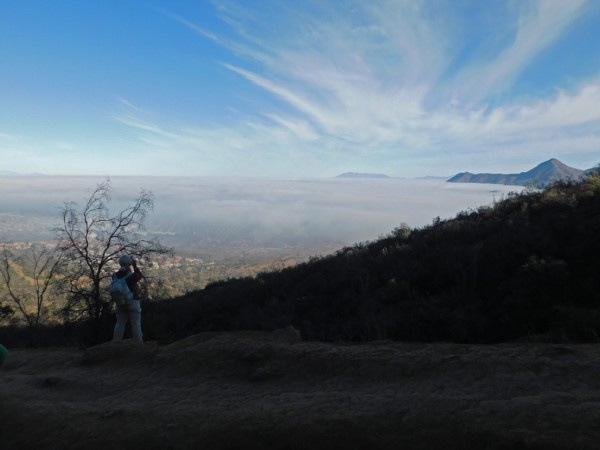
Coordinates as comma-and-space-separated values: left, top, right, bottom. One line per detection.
1, 0, 599, 177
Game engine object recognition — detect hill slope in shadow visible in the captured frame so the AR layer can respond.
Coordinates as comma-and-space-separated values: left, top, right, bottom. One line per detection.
144, 171, 600, 345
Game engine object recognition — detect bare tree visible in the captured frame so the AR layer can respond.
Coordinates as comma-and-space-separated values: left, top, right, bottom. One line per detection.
0, 245, 65, 327
55, 180, 172, 328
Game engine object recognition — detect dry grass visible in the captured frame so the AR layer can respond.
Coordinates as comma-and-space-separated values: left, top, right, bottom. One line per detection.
2, 328, 600, 449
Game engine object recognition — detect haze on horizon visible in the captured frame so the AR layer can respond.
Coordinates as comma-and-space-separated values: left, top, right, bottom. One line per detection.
0, 175, 523, 250
1, 1, 599, 178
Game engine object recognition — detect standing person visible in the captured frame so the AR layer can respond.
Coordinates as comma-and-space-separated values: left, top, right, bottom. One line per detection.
112, 254, 144, 342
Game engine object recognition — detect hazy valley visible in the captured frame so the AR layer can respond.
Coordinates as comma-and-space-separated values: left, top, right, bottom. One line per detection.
0, 175, 521, 294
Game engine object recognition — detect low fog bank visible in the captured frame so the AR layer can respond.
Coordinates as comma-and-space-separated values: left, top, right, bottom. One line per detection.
0, 176, 522, 250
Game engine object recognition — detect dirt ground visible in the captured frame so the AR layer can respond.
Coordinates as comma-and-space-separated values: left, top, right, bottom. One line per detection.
2, 328, 600, 450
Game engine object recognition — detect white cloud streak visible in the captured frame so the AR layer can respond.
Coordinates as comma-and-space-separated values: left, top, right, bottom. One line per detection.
450, 0, 588, 104
124, 0, 599, 176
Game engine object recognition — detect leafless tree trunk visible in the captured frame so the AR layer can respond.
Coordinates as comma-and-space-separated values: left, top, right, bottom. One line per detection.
54, 180, 172, 331
0, 246, 65, 328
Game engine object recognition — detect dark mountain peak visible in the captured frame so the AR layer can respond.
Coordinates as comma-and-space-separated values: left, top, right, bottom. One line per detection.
449, 158, 586, 186
520, 158, 585, 184
531, 158, 570, 172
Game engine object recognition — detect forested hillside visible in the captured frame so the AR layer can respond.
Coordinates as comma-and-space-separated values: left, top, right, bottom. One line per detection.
146, 171, 600, 344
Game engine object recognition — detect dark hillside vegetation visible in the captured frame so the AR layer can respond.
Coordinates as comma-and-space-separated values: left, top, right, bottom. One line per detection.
145, 172, 600, 345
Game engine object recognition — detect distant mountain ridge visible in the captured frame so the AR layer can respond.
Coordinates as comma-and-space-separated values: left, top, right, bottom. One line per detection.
335, 172, 390, 179
0, 170, 44, 176
447, 159, 590, 186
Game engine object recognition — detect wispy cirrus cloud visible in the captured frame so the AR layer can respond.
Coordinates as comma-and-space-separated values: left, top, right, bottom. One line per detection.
125, 0, 600, 176
446, 0, 588, 106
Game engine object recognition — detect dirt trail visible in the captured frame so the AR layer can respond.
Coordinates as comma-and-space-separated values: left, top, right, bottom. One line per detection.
2, 328, 600, 449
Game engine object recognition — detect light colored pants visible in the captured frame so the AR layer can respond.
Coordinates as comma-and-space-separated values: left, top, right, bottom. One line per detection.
113, 300, 143, 342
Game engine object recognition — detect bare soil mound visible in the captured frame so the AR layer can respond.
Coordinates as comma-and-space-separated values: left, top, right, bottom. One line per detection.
2, 328, 600, 449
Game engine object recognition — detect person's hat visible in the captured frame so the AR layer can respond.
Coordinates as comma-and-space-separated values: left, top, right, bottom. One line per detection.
119, 254, 132, 267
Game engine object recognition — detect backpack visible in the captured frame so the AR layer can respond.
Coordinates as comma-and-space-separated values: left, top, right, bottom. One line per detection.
110, 272, 134, 307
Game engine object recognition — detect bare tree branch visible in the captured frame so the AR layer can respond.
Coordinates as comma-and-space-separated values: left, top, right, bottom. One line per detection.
54, 179, 173, 327
0, 246, 65, 327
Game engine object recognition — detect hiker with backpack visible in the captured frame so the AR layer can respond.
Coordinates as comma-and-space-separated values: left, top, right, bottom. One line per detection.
111, 254, 144, 342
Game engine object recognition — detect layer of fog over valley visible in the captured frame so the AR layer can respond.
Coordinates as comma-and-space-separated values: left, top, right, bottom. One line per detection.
0, 176, 523, 261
